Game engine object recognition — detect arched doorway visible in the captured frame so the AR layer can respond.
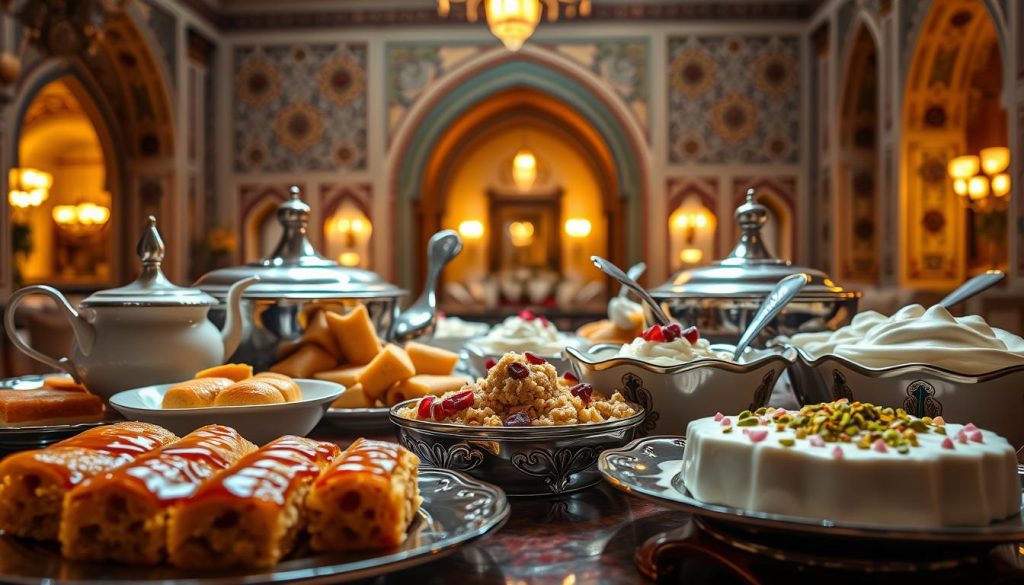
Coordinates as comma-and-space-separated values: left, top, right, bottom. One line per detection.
901, 0, 1008, 289
837, 24, 880, 284
11, 76, 117, 289
388, 49, 649, 299
417, 87, 621, 310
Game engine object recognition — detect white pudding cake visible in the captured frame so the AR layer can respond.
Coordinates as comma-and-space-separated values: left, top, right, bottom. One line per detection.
681, 400, 1021, 528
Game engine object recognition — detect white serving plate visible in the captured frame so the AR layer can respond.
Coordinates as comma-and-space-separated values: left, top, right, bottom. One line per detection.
108, 379, 344, 444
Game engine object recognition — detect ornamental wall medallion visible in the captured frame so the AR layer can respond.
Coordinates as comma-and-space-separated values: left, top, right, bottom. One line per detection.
236, 54, 281, 108
274, 101, 325, 154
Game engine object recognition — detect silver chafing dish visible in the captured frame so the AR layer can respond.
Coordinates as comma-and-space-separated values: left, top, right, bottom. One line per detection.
649, 189, 860, 346
194, 188, 462, 370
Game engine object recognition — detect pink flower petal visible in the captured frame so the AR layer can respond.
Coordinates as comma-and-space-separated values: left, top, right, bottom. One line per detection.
720, 417, 732, 426
809, 435, 825, 447
969, 431, 983, 443
871, 439, 888, 453
957, 430, 969, 444
747, 429, 768, 443
941, 437, 955, 450
831, 446, 844, 459
963, 422, 977, 432
714, 412, 724, 422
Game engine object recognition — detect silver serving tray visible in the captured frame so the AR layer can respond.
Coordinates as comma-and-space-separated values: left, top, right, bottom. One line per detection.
0, 376, 118, 451
0, 467, 508, 584
599, 436, 1024, 544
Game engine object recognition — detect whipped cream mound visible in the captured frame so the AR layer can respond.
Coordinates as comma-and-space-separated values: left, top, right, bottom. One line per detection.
432, 316, 490, 338
617, 335, 732, 365
788, 304, 1024, 374
474, 313, 576, 356
608, 296, 644, 330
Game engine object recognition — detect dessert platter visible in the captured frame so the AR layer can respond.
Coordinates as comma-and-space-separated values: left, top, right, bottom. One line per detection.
0, 375, 120, 451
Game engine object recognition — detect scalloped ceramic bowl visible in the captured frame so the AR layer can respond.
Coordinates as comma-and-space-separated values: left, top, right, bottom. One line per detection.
787, 346, 1024, 448
388, 399, 645, 496
564, 344, 796, 437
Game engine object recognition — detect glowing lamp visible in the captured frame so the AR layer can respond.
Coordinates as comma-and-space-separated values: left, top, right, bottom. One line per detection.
338, 252, 361, 266
980, 147, 1010, 176
991, 174, 1010, 198
953, 178, 968, 196
8, 167, 53, 208
564, 218, 592, 239
680, 248, 703, 264
512, 148, 537, 190
508, 220, 534, 247
485, 0, 541, 51
947, 156, 979, 180
458, 220, 484, 240
967, 176, 989, 201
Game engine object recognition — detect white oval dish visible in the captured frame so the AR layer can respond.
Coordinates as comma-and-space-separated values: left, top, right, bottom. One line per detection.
108, 378, 345, 444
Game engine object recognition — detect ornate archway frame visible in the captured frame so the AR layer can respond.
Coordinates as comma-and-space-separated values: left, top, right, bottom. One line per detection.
899, 0, 1009, 289
386, 45, 650, 292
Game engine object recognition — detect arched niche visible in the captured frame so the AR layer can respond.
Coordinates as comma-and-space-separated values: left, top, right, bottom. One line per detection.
320, 185, 373, 269
388, 49, 649, 294
837, 23, 881, 284
900, 0, 1007, 288
665, 178, 719, 274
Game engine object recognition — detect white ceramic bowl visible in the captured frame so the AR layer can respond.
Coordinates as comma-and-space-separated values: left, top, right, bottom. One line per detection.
108, 379, 345, 444
464, 336, 590, 377
565, 344, 796, 436
788, 346, 1024, 449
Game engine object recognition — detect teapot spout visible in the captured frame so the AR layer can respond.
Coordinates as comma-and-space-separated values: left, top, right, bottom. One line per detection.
219, 276, 260, 361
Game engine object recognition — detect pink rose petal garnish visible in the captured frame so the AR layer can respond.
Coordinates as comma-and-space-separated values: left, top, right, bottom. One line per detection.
758, 416, 767, 424
932, 416, 945, 426
957, 430, 969, 444
969, 431, 983, 443
941, 437, 955, 450
809, 435, 825, 447
773, 408, 787, 419
720, 417, 732, 426
871, 439, 888, 453
963, 422, 977, 432
714, 412, 724, 422
746, 429, 768, 443
831, 446, 844, 459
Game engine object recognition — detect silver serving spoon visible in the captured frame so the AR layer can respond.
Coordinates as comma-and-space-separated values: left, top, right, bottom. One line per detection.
591, 256, 671, 326
732, 273, 810, 360
617, 262, 647, 298
391, 230, 463, 343
938, 270, 1004, 308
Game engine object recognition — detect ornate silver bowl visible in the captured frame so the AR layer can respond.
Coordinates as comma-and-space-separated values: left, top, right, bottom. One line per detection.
787, 345, 1024, 448
388, 400, 646, 496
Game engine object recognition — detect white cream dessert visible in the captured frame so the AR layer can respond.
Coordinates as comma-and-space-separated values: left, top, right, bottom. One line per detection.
432, 315, 490, 338
577, 296, 645, 344
475, 310, 577, 356
788, 304, 1024, 374
616, 324, 732, 365
682, 401, 1021, 528
608, 297, 643, 330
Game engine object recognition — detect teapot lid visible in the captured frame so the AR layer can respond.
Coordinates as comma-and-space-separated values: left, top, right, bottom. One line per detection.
650, 189, 860, 301
193, 186, 405, 299
80, 217, 219, 307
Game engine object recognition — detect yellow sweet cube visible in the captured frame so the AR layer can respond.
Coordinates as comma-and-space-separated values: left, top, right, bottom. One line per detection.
357, 344, 415, 400
330, 383, 372, 409
269, 344, 337, 379
313, 364, 367, 386
326, 305, 383, 365
404, 341, 459, 375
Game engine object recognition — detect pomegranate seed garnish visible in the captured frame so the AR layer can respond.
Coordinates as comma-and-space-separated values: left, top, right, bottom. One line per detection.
746, 429, 768, 443
504, 411, 532, 427
431, 401, 447, 421
663, 323, 682, 342
969, 431, 983, 443
442, 390, 475, 415
720, 417, 731, 426
831, 446, 844, 459
507, 362, 530, 380
484, 358, 497, 370
417, 396, 435, 419
517, 309, 536, 321
957, 430, 969, 444
941, 437, 955, 450
642, 324, 665, 342
713, 412, 724, 422
562, 371, 578, 384
538, 316, 550, 326
569, 383, 593, 405
682, 326, 700, 344
524, 352, 546, 365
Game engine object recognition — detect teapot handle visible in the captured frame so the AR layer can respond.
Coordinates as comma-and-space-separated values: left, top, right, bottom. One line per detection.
4, 285, 85, 381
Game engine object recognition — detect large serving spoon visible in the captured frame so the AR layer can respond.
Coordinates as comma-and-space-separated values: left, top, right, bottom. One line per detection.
617, 262, 647, 298
732, 273, 810, 361
591, 256, 672, 326
391, 230, 464, 343
938, 269, 1004, 309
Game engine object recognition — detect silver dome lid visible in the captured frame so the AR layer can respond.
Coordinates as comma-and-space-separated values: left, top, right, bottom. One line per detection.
194, 187, 405, 300
651, 189, 860, 301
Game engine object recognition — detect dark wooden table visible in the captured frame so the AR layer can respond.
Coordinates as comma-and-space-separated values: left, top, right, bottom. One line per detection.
311, 426, 1024, 585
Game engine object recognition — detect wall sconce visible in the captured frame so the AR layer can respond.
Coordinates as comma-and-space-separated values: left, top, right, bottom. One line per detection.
508, 221, 534, 247
328, 214, 372, 247
680, 248, 703, 264
512, 148, 538, 191
458, 219, 484, 240
564, 218, 592, 239
8, 167, 53, 208
52, 201, 110, 236
669, 201, 715, 270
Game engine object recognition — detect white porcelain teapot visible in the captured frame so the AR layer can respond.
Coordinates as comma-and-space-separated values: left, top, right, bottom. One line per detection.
4, 217, 257, 398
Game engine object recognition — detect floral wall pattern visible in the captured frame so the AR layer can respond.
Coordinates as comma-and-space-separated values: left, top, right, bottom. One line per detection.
385, 39, 649, 140
667, 35, 800, 164
234, 42, 367, 173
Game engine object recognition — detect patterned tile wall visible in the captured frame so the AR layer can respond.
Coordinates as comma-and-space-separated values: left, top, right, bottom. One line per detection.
667, 35, 800, 164
234, 43, 367, 173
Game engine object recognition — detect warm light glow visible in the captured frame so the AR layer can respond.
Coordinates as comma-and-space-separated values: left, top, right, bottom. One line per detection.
338, 252, 361, 266
508, 220, 534, 247
673, 211, 710, 230
458, 220, 484, 240
992, 173, 1010, 198
52, 202, 111, 234
329, 215, 372, 238
680, 248, 703, 264
564, 218, 592, 239
485, 0, 541, 51
947, 155, 979, 180
8, 167, 53, 208
980, 147, 1010, 176
953, 178, 968, 196
512, 148, 538, 190
967, 176, 989, 201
